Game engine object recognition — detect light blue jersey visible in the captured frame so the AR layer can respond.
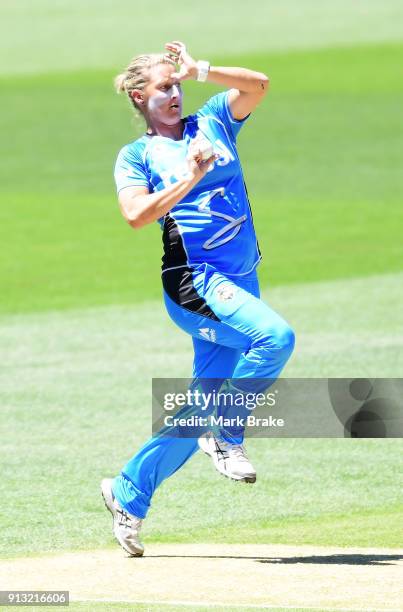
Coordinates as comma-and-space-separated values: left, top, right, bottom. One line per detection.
114, 91, 261, 276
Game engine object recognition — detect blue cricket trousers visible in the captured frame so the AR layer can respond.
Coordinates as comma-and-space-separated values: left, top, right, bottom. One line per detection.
113, 263, 295, 518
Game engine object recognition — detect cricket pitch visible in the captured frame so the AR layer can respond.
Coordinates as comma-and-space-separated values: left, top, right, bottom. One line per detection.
1, 544, 402, 610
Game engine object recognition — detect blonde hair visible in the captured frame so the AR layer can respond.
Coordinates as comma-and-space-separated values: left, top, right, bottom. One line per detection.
114, 53, 175, 116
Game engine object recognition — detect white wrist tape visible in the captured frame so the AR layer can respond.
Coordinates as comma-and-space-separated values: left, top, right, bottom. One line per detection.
196, 60, 210, 82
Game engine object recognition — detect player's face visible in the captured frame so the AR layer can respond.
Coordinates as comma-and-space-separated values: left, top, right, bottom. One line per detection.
143, 63, 183, 126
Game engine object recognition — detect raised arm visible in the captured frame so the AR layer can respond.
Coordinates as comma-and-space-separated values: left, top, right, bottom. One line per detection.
165, 41, 269, 120
206, 67, 269, 120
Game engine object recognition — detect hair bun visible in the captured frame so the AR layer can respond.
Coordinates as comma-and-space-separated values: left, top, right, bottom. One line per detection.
114, 73, 127, 94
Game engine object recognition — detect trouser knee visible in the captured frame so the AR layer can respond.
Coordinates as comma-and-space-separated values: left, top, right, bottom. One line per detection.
261, 324, 295, 365
277, 325, 295, 361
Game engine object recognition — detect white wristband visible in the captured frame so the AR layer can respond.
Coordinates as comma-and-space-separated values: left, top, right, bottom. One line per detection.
196, 60, 210, 82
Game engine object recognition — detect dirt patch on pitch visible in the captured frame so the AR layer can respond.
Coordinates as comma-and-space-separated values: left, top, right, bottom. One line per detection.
1, 544, 402, 610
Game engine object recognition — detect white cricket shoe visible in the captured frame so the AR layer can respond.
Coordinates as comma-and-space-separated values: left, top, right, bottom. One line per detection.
198, 432, 256, 483
101, 478, 144, 556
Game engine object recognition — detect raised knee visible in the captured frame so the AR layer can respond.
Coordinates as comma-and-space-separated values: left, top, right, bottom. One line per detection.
276, 325, 295, 356
260, 324, 295, 357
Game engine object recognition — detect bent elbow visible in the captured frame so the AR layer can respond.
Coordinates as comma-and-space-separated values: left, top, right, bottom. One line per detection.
258, 73, 270, 94
127, 215, 145, 230
119, 201, 146, 229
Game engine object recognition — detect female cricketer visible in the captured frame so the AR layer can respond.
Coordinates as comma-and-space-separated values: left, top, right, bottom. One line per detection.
101, 41, 295, 556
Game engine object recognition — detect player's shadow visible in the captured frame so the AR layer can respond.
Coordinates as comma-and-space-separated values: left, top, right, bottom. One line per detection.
257, 553, 402, 566
146, 553, 402, 566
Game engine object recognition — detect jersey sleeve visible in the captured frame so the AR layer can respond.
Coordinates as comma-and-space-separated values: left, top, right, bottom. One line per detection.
114, 142, 151, 193
198, 90, 250, 143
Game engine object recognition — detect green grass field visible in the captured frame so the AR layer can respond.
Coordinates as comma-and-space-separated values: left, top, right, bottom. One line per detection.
1, 1, 402, 610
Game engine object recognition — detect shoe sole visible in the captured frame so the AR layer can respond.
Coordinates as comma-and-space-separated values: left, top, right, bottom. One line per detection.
100, 479, 144, 557
198, 444, 256, 484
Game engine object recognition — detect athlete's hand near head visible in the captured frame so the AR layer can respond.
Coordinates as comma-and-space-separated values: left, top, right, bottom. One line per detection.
165, 40, 269, 120
164, 41, 198, 81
